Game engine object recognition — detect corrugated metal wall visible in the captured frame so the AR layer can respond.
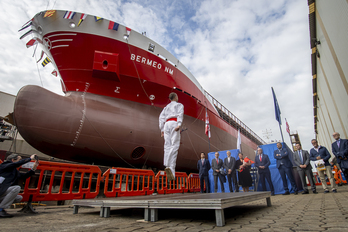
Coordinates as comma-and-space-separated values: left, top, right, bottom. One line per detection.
309, 0, 348, 151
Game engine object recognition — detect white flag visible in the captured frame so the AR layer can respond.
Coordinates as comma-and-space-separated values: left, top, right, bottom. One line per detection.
237, 128, 241, 151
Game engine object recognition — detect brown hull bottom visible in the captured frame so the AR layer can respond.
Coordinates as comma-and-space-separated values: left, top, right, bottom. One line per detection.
13, 85, 255, 172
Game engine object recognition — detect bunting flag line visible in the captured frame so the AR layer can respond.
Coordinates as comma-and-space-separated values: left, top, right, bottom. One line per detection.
26, 39, 38, 48
42, 57, 51, 67
108, 21, 119, 31
18, 20, 33, 32
36, 50, 45, 63
63, 11, 76, 19
77, 14, 87, 27
20, 29, 37, 40
126, 27, 131, 36
94, 16, 103, 22
205, 109, 211, 139
44, 10, 56, 18
51, 70, 58, 77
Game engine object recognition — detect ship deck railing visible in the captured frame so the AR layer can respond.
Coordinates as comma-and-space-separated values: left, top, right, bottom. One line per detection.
204, 91, 266, 145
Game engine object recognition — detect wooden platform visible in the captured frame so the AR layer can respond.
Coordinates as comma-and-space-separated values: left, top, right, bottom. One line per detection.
72, 192, 271, 227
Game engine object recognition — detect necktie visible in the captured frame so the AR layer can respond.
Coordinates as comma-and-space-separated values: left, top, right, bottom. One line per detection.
216, 158, 218, 164
337, 140, 340, 148
260, 155, 262, 162
299, 150, 303, 164
202, 159, 204, 165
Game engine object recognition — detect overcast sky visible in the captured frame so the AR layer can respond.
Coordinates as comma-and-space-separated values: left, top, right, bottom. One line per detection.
0, 0, 315, 150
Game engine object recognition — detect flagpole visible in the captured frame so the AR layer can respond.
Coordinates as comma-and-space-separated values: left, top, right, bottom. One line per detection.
278, 122, 284, 143
285, 118, 293, 151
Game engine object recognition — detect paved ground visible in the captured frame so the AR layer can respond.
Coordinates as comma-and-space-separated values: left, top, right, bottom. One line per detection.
1, 185, 348, 232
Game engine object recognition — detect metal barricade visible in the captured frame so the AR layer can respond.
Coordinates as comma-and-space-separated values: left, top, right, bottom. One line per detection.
156, 171, 188, 194
188, 173, 204, 192
103, 168, 155, 197
19, 160, 101, 202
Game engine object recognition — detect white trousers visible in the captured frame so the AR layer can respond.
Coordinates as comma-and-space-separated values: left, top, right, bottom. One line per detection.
318, 165, 336, 190
163, 121, 180, 178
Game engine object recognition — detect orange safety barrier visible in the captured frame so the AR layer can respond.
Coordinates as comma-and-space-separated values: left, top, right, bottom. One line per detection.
0, 159, 2, 164
103, 168, 155, 197
188, 173, 205, 192
156, 171, 188, 194
19, 160, 101, 202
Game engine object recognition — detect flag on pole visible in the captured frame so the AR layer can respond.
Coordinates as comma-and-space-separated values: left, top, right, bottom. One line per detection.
94, 16, 103, 22
237, 128, 241, 151
108, 21, 119, 31
77, 14, 87, 27
285, 118, 290, 134
126, 27, 131, 36
63, 11, 76, 19
271, 87, 281, 125
51, 70, 58, 77
44, 10, 56, 18
42, 57, 51, 67
205, 110, 211, 139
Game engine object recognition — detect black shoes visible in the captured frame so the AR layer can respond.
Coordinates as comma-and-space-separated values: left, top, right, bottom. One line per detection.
302, 191, 309, 194
282, 191, 290, 195
0, 210, 13, 218
324, 190, 329, 193
332, 189, 337, 193
294, 191, 298, 195
313, 190, 318, 194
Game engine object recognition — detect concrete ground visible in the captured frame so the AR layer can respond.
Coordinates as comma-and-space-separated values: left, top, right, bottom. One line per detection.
1, 185, 348, 232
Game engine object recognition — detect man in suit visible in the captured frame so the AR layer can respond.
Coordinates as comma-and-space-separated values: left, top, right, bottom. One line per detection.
211, 152, 225, 193
331, 132, 348, 181
293, 143, 317, 194
274, 142, 298, 195
310, 139, 337, 193
255, 148, 275, 196
223, 151, 239, 192
197, 152, 211, 193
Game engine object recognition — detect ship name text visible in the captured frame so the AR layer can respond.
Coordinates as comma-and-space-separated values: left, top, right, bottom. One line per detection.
130, 54, 174, 75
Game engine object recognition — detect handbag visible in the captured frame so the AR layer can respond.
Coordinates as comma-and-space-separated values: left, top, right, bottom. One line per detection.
314, 159, 326, 171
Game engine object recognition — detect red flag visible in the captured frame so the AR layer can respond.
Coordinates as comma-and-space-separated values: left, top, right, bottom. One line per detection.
205, 110, 211, 139
286, 118, 290, 134
126, 27, 131, 36
243, 157, 255, 164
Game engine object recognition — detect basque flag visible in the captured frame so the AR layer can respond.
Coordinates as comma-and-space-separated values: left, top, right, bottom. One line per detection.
108, 21, 119, 31
205, 109, 211, 139
271, 87, 281, 125
77, 14, 87, 27
63, 11, 76, 19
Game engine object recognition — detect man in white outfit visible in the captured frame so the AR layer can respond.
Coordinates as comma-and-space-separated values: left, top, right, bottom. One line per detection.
159, 92, 184, 181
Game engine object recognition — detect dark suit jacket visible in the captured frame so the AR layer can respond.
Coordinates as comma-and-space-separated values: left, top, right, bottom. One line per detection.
254, 154, 271, 173
197, 159, 211, 177
274, 148, 292, 168
0, 158, 35, 196
223, 157, 236, 173
293, 150, 312, 170
309, 146, 331, 166
211, 158, 223, 176
332, 139, 348, 169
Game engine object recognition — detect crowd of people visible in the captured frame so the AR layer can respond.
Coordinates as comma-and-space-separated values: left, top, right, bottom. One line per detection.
197, 132, 348, 195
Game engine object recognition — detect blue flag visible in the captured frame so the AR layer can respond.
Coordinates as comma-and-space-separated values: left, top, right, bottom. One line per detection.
271, 87, 281, 125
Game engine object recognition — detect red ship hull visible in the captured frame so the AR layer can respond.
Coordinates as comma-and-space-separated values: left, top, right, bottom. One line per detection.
14, 10, 263, 171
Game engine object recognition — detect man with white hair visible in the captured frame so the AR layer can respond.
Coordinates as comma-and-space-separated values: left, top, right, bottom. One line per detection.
159, 92, 184, 181
0, 153, 39, 217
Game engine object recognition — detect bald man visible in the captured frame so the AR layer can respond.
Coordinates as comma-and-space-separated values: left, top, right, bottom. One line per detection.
332, 132, 348, 181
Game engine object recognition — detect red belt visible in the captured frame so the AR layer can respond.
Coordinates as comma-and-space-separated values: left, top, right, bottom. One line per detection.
166, 118, 177, 122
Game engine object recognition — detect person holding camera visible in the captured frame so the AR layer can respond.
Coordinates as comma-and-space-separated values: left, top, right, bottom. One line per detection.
0, 154, 39, 218
332, 132, 348, 181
